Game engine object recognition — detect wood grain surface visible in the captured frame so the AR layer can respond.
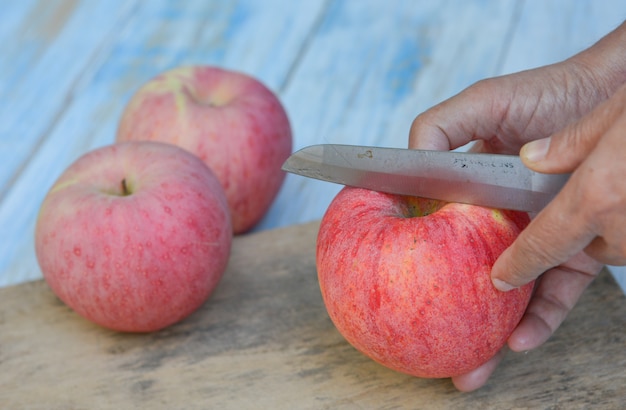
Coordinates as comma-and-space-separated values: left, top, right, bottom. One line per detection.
1, 221, 624, 409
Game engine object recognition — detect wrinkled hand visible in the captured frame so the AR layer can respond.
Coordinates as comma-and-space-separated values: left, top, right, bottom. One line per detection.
497, 82, 626, 283
409, 60, 610, 153
409, 61, 626, 391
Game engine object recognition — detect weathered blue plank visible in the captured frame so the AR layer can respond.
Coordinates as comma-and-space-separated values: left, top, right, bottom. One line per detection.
0, 0, 44, 94
0, 0, 138, 195
501, 0, 626, 74
0, 0, 327, 286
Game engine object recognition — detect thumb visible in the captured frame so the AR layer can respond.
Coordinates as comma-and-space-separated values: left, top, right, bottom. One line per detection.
493, 89, 625, 291
520, 92, 622, 173
490, 191, 595, 291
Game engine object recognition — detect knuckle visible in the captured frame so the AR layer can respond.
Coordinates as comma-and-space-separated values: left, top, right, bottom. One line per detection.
585, 235, 626, 265
409, 112, 451, 150
573, 166, 626, 226
507, 232, 560, 283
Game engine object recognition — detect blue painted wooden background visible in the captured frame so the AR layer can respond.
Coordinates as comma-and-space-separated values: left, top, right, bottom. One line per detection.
1, 0, 626, 291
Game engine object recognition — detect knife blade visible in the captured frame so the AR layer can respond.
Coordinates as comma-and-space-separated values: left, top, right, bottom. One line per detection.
281, 144, 569, 212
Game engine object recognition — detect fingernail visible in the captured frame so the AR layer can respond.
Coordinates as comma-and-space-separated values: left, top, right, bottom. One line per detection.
522, 137, 551, 163
493, 278, 516, 292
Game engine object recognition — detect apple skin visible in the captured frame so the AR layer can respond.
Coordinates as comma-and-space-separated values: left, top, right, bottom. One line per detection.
116, 66, 293, 234
35, 141, 232, 332
316, 187, 534, 378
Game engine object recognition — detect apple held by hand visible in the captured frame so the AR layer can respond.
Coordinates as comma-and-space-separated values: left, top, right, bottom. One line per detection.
316, 187, 534, 378
116, 66, 292, 234
35, 141, 232, 332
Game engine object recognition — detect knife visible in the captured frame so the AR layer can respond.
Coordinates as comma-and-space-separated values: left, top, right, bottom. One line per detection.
281, 144, 570, 213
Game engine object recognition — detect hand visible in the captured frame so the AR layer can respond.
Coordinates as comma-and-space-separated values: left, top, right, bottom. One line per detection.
409, 61, 625, 391
470, 81, 626, 392
409, 60, 610, 154
494, 83, 626, 283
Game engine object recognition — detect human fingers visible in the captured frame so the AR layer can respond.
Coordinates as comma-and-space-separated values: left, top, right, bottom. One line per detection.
450, 349, 506, 392
492, 85, 626, 290
491, 179, 596, 291
409, 79, 512, 151
521, 83, 626, 173
507, 252, 601, 352
576, 107, 626, 265
410, 61, 606, 154
451, 254, 601, 392
409, 96, 475, 151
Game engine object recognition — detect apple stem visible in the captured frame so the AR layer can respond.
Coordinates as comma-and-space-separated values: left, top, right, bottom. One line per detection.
121, 178, 130, 196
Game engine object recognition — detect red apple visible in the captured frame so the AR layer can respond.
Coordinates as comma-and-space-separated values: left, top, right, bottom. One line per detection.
35, 141, 232, 332
316, 187, 534, 378
116, 66, 292, 234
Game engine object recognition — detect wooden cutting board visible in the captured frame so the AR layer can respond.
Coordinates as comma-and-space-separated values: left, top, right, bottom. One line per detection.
0, 221, 624, 409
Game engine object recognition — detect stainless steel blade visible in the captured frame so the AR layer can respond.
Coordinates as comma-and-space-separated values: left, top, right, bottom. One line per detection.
282, 144, 570, 212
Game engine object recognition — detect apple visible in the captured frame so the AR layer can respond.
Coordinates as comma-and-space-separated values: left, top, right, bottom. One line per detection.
35, 141, 232, 332
316, 187, 534, 378
116, 65, 292, 234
